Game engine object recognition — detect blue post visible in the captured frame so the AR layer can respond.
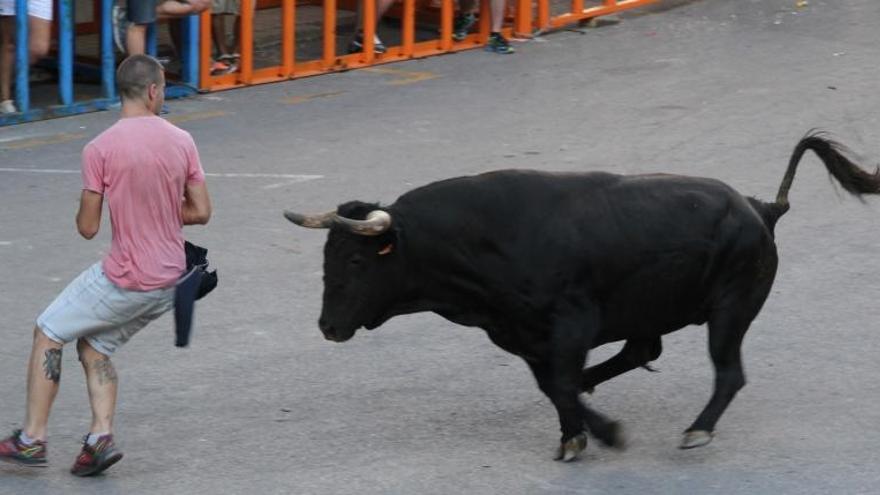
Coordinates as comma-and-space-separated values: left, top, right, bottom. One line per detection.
14, 0, 28, 113
58, 0, 74, 106
101, 0, 116, 100
147, 22, 158, 56
180, 15, 199, 87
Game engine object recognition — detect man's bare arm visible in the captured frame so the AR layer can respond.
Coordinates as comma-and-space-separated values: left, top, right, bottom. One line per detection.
76, 190, 103, 239
182, 182, 212, 225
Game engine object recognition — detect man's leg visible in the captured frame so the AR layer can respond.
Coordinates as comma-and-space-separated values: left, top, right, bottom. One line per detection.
211, 14, 231, 58
126, 24, 147, 54
122, 0, 160, 55
77, 339, 118, 435
490, 0, 504, 32
70, 339, 124, 477
376, 0, 395, 19
0, 326, 60, 466
23, 327, 64, 441
70, 293, 174, 476
354, 0, 396, 27
485, 0, 513, 53
27, 15, 50, 62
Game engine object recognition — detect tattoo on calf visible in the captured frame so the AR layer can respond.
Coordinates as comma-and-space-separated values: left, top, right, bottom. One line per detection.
43, 349, 62, 384
94, 357, 118, 385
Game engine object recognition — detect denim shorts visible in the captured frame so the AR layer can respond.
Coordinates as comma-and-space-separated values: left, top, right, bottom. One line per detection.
37, 262, 175, 356
126, 0, 158, 25
212, 0, 240, 15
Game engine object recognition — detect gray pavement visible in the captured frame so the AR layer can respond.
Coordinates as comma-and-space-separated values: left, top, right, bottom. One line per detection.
2, 0, 880, 493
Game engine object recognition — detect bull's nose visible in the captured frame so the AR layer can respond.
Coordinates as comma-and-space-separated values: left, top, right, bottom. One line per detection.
318, 318, 336, 340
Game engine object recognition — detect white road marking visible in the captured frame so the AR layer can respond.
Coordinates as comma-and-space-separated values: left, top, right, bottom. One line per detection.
262, 179, 319, 189
0, 241, 12, 246
0, 168, 323, 182
0, 168, 78, 174
208, 173, 323, 180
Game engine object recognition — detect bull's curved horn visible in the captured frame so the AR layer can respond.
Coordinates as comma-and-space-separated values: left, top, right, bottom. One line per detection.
334, 210, 392, 236
283, 210, 335, 228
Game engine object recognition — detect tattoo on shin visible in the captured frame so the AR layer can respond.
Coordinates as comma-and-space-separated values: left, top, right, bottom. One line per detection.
93, 357, 118, 386
43, 348, 62, 383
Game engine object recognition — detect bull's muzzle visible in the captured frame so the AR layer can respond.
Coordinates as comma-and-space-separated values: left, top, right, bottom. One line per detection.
318, 317, 355, 343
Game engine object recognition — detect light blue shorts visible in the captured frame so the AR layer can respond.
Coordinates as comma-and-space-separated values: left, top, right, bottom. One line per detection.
36, 262, 175, 356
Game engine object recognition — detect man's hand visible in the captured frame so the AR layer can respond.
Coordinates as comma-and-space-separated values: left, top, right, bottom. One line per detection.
76, 190, 103, 239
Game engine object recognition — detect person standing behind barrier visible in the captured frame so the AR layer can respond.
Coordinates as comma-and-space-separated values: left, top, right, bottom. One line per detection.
0, 0, 53, 113
347, 0, 514, 55
453, 0, 514, 54
111, 0, 210, 56
0, 54, 212, 476
210, 0, 250, 75
348, 0, 395, 54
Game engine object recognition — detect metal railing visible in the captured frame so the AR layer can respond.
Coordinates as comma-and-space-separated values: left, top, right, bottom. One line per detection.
1, 0, 658, 125
536, 0, 656, 33
0, 0, 200, 126
199, 0, 657, 91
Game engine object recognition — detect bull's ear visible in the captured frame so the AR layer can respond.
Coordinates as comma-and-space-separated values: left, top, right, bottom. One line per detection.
377, 244, 394, 256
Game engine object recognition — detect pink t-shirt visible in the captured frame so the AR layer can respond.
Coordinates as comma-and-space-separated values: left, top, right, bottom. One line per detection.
81, 116, 205, 291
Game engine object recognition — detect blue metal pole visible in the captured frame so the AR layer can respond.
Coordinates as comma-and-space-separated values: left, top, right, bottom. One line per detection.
181, 15, 199, 87
147, 22, 158, 56
13, 0, 28, 113
101, 0, 116, 100
58, 0, 74, 105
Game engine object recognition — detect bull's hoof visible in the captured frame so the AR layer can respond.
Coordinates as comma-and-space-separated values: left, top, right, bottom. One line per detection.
553, 433, 587, 462
679, 430, 713, 449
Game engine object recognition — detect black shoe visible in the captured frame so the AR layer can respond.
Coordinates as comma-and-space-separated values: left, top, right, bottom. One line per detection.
453, 13, 477, 41
485, 32, 515, 54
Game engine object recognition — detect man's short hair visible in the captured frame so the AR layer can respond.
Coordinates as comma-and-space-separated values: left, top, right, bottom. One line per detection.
116, 55, 164, 101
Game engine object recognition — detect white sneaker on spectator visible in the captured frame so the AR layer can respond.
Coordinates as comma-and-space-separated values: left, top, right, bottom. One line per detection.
111, 5, 129, 53
348, 33, 387, 54
0, 100, 17, 114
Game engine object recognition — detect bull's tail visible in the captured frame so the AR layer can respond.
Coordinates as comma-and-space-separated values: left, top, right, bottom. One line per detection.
777, 131, 880, 207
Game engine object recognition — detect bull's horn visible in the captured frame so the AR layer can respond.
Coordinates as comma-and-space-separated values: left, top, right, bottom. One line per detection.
335, 210, 392, 236
283, 210, 335, 228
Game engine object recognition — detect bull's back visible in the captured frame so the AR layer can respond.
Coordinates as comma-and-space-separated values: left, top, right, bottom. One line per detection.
396, 170, 775, 340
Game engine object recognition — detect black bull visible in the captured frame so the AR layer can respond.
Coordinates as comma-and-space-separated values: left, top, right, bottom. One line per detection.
285, 132, 880, 461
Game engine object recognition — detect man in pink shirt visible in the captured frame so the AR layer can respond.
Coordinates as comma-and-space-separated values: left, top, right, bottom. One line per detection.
0, 55, 212, 476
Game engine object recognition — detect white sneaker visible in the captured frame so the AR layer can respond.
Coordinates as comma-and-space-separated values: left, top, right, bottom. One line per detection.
0, 100, 17, 114
111, 5, 129, 54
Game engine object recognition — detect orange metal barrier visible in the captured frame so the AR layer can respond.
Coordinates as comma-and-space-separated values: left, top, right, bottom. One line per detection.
199, 0, 657, 91
536, 0, 657, 33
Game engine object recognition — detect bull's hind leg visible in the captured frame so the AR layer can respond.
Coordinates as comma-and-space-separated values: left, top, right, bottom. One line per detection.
581, 338, 662, 393
680, 310, 751, 449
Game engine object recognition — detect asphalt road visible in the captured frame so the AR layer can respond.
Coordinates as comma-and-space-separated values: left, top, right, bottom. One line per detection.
1, 0, 879, 493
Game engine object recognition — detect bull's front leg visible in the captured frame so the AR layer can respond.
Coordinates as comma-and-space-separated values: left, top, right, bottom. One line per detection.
528, 360, 588, 461
527, 303, 623, 461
